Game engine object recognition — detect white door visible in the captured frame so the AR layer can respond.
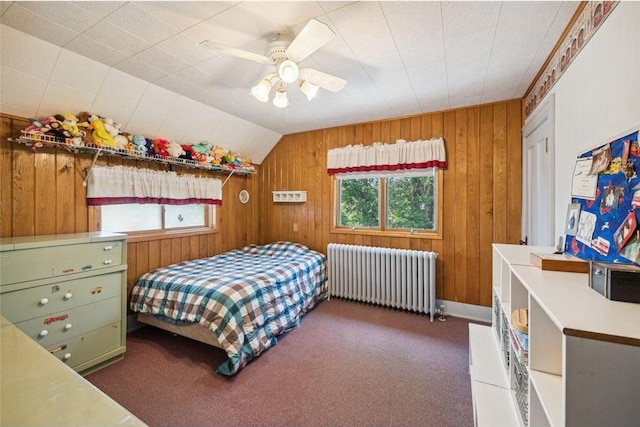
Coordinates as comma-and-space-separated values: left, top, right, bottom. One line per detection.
522, 96, 555, 247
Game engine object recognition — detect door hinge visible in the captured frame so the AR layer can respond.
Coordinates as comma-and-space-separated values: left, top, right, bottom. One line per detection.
545, 138, 549, 153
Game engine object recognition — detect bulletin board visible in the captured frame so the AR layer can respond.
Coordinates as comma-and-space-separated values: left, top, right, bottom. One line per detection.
564, 126, 640, 266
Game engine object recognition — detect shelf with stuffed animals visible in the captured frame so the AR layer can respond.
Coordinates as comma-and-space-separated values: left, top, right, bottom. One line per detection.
8, 112, 256, 176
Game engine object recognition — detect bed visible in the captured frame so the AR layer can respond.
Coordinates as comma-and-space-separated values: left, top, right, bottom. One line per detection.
130, 241, 327, 375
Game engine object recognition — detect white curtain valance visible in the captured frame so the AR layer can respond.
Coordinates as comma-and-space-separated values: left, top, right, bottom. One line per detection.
87, 166, 222, 206
327, 137, 446, 175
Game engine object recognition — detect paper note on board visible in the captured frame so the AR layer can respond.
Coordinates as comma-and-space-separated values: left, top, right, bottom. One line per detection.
571, 158, 598, 200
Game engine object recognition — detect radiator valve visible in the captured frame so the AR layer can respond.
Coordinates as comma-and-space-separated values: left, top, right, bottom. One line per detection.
437, 304, 446, 322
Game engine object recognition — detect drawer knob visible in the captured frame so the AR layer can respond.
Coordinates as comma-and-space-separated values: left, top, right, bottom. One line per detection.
104, 245, 113, 251
39, 329, 48, 337
39, 298, 49, 305
64, 292, 73, 300
63, 353, 71, 361
64, 324, 72, 331
103, 259, 113, 265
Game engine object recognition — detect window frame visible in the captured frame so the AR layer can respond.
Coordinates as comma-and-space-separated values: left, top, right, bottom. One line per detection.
331, 169, 443, 240
90, 203, 218, 243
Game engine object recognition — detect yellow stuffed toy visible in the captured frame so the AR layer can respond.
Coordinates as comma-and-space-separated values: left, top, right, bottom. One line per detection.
90, 117, 116, 148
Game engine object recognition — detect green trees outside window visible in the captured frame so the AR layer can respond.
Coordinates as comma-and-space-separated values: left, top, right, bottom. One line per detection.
337, 172, 436, 231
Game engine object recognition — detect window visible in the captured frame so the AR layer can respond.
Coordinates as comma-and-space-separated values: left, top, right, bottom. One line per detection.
97, 203, 216, 240
333, 170, 442, 239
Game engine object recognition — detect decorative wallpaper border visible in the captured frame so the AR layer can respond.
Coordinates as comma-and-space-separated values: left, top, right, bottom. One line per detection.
524, 1, 619, 118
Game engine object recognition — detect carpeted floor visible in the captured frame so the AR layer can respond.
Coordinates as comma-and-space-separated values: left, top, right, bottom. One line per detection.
87, 299, 477, 427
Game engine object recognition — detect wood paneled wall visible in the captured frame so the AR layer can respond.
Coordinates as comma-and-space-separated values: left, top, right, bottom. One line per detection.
2, 99, 523, 309
0, 114, 260, 308
257, 100, 523, 307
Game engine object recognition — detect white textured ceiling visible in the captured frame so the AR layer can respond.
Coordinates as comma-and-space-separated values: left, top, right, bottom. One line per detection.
0, 1, 579, 135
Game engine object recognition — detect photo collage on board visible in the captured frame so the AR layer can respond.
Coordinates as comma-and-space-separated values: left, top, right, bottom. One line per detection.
565, 129, 640, 265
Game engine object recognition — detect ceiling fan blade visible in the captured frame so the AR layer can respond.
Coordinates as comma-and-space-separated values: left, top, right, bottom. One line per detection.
286, 19, 335, 63
200, 40, 270, 64
299, 68, 346, 93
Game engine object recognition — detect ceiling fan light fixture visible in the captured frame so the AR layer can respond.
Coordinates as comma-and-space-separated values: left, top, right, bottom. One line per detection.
278, 59, 299, 83
273, 85, 289, 108
299, 80, 319, 101
251, 78, 272, 103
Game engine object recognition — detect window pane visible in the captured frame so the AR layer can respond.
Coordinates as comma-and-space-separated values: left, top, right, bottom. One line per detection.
102, 204, 162, 232
339, 178, 380, 227
164, 204, 206, 229
386, 175, 435, 230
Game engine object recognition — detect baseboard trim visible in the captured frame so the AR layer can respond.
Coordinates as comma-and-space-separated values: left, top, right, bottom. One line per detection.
436, 299, 491, 323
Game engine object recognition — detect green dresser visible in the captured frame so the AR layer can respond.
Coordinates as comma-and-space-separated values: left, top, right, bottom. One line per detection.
0, 232, 127, 375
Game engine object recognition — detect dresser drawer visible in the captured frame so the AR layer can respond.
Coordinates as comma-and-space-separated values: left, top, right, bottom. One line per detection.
46, 322, 122, 369
0, 272, 122, 323
14, 297, 121, 347
0, 240, 123, 285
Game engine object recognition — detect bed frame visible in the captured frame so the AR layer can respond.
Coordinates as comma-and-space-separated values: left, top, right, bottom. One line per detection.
137, 313, 223, 349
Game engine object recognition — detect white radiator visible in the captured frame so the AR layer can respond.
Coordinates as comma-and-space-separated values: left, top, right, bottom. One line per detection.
327, 243, 437, 321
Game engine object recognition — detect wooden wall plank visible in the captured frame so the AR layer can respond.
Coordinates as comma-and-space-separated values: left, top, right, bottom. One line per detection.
56, 152, 75, 234
466, 108, 481, 305
479, 105, 495, 307
34, 149, 57, 235
453, 109, 468, 303
493, 103, 508, 243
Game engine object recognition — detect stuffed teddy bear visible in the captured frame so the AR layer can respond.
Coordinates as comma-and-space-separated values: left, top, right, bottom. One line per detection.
166, 140, 185, 158
61, 113, 82, 138
191, 140, 214, 155
132, 135, 148, 156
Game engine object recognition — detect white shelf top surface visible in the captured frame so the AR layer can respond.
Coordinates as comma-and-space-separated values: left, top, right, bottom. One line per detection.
471, 380, 520, 427
493, 243, 556, 266
511, 264, 640, 344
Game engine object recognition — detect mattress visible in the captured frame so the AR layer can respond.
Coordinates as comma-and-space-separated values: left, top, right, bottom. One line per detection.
130, 241, 327, 375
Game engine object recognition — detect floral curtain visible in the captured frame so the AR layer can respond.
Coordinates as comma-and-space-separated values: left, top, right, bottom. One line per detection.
327, 137, 446, 175
86, 165, 222, 206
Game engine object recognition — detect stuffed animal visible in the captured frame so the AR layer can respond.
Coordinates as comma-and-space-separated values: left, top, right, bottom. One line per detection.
153, 139, 169, 157
132, 135, 148, 156
113, 132, 131, 151
180, 144, 195, 160
91, 118, 116, 147
61, 113, 82, 137
41, 116, 70, 142
102, 117, 121, 137
145, 138, 156, 156
166, 140, 185, 158
191, 140, 214, 154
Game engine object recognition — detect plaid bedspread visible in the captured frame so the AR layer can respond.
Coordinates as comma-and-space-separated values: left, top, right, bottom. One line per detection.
130, 241, 327, 375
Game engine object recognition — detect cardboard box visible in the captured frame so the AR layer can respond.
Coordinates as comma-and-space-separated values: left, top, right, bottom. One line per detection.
530, 252, 589, 273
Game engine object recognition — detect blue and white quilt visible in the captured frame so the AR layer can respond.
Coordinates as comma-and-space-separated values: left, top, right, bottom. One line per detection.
130, 241, 327, 375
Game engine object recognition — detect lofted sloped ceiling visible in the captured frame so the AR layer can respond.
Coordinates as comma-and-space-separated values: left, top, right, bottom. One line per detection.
0, 1, 579, 163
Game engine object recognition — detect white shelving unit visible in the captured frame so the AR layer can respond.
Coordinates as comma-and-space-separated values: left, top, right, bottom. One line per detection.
470, 244, 640, 427
272, 191, 307, 203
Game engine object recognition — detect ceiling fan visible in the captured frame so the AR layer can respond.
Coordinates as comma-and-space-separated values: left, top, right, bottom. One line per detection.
200, 19, 347, 108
